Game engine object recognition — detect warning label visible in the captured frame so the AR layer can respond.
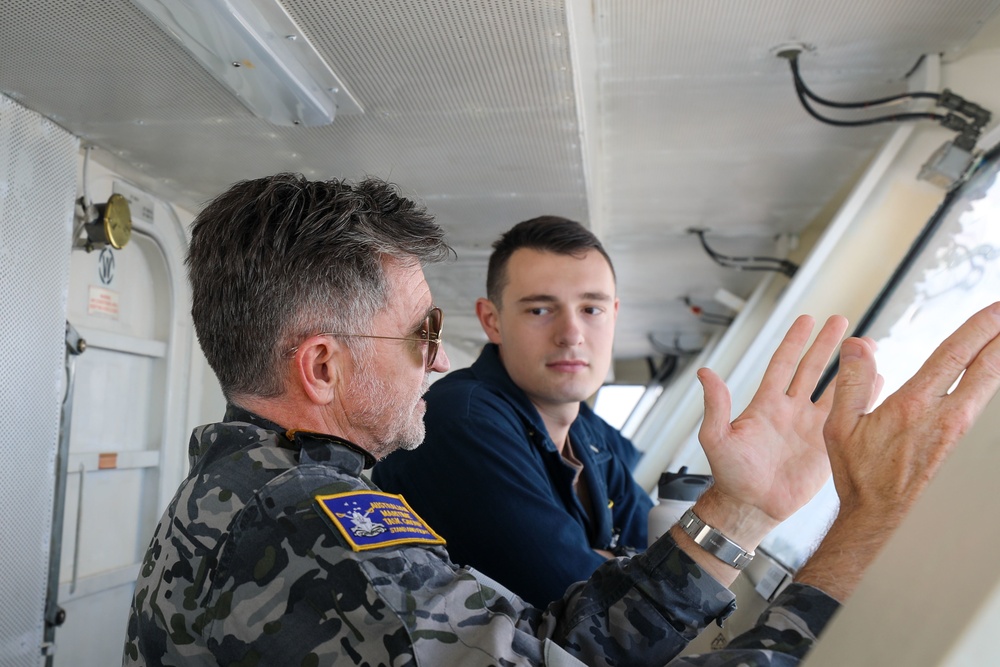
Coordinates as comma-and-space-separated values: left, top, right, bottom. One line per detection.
88, 285, 120, 319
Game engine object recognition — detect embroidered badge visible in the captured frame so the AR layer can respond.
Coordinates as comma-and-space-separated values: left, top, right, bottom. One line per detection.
316, 490, 446, 551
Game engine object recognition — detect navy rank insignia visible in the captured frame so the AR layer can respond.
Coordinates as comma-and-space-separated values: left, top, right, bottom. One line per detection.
316, 490, 446, 551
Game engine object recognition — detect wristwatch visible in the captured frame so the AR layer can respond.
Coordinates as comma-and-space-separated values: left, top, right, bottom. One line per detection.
678, 508, 755, 570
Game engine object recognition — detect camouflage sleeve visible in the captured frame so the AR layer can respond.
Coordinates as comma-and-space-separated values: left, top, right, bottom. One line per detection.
194, 464, 834, 667
661, 584, 841, 667
532, 531, 739, 665
191, 465, 739, 666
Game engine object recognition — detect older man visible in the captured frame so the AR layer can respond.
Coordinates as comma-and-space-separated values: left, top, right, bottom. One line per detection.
123, 172, 1000, 666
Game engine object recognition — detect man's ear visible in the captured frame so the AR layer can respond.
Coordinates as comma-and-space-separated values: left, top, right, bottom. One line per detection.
475, 297, 503, 345
291, 336, 348, 405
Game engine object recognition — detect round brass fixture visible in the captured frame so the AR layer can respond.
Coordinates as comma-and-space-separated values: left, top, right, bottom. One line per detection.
76, 193, 132, 251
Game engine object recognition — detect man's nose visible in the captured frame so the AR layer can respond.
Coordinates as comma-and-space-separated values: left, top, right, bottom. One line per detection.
555, 312, 584, 346
430, 343, 451, 373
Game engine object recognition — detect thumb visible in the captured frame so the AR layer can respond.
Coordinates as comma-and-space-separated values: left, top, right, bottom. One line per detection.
824, 338, 878, 443
698, 367, 733, 445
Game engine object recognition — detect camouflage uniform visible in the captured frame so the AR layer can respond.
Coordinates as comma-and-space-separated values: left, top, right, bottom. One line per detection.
123, 405, 839, 666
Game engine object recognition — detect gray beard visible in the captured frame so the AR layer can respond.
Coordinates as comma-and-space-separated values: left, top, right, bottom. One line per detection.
348, 360, 429, 458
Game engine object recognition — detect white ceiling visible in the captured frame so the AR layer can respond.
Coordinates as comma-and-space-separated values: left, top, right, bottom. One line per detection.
2, 0, 998, 366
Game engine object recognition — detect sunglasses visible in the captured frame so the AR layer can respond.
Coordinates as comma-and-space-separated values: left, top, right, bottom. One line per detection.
289, 307, 443, 370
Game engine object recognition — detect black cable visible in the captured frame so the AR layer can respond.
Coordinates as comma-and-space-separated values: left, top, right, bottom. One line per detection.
792, 75, 945, 128
693, 229, 790, 268
690, 229, 799, 277
788, 55, 985, 151
783, 51, 990, 149
786, 54, 990, 142
679, 296, 737, 327
902, 54, 927, 81
790, 56, 939, 110
651, 355, 679, 383
647, 332, 702, 356
698, 312, 735, 326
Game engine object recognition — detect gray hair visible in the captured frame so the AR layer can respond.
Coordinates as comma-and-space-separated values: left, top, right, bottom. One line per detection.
187, 173, 452, 399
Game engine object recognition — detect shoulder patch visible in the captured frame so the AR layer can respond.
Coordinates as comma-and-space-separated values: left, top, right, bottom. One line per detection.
315, 490, 446, 551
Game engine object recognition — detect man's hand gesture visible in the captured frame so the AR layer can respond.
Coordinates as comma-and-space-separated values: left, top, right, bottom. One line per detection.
684, 315, 849, 570
796, 301, 1000, 600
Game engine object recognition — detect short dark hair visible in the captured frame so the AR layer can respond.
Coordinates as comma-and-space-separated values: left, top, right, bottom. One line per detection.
187, 173, 452, 400
485, 215, 615, 305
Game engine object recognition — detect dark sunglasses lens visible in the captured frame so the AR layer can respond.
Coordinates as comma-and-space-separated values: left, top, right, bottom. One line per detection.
429, 308, 443, 339
425, 308, 443, 368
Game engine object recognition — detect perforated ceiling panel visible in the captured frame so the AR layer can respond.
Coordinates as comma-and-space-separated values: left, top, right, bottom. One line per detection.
0, 0, 590, 359
597, 0, 1000, 239
2, 0, 1000, 358
0, 96, 78, 666
592, 0, 1000, 355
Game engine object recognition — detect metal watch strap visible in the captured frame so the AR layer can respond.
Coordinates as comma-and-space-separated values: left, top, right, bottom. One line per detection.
678, 508, 755, 570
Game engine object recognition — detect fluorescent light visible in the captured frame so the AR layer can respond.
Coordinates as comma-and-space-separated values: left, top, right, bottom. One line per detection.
131, 0, 362, 126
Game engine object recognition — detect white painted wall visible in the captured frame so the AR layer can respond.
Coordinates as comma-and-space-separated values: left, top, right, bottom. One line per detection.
50, 150, 224, 666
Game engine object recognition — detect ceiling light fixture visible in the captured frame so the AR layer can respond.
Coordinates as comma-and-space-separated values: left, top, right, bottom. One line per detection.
131, 0, 362, 126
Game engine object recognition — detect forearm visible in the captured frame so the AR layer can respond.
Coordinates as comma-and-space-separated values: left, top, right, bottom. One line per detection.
793, 506, 891, 602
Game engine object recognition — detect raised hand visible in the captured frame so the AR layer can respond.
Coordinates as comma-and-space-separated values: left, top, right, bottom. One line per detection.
693, 315, 847, 542
825, 301, 1000, 522
796, 301, 1000, 601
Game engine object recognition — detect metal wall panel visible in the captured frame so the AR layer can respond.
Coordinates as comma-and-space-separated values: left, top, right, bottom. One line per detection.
0, 95, 78, 667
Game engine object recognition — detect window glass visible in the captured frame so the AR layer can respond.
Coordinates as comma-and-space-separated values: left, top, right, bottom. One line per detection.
593, 384, 648, 429
762, 146, 1000, 570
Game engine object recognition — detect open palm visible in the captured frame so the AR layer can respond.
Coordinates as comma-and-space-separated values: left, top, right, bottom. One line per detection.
698, 315, 849, 523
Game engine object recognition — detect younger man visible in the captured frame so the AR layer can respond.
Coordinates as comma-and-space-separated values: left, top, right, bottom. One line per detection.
375, 216, 652, 606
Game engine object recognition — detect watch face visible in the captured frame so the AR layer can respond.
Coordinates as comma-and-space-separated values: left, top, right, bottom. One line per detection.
103, 193, 132, 249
